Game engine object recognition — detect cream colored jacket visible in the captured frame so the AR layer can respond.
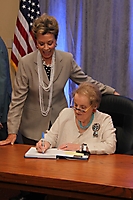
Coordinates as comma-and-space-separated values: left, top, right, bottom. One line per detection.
45, 108, 116, 154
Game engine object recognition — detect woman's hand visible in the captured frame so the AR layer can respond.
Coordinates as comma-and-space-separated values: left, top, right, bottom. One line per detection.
0, 134, 17, 145
58, 143, 80, 151
114, 91, 120, 95
36, 140, 50, 153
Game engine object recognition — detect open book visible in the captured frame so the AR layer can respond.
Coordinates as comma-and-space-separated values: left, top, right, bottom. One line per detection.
25, 147, 90, 160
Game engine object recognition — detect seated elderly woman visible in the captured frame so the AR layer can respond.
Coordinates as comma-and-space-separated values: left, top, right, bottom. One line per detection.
36, 82, 116, 154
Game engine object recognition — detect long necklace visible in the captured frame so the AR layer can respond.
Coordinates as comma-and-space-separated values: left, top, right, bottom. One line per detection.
78, 113, 94, 130
37, 50, 55, 116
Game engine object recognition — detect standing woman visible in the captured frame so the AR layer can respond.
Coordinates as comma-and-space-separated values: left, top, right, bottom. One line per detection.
0, 14, 118, 146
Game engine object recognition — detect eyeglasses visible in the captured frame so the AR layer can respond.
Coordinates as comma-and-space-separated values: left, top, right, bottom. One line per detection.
70, 98, 92, 113
71, 105, 91, 113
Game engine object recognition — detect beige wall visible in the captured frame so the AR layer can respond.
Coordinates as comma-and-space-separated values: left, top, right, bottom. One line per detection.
0, 0, 19, 85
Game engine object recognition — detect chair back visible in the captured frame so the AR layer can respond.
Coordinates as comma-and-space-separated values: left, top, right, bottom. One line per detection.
98, 94, 133, 154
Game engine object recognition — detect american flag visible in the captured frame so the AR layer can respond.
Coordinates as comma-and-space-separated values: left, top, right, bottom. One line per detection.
11, 0, 41, 71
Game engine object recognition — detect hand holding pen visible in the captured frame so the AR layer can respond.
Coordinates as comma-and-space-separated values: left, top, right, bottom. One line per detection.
36, 133, 51, 153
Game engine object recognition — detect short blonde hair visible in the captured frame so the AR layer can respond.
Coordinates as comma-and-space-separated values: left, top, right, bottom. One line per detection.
32, 13, 59, 40
73, 82, 101, 108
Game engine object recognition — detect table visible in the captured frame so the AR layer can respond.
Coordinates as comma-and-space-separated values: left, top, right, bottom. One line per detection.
0, 144, 133, 200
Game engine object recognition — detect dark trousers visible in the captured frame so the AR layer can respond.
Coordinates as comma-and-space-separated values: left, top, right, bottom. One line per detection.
0, 122, 8, 141
22, 135, 38, 145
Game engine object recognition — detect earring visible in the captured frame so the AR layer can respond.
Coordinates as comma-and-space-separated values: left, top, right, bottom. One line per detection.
93, 108, 96, 113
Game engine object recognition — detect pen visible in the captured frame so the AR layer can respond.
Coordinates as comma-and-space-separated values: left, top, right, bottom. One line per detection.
41, 132, 45, 153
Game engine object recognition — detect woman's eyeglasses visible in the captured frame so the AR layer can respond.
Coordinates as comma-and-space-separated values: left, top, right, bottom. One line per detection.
70, 105, 91, 113
70, 98, 91, 113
